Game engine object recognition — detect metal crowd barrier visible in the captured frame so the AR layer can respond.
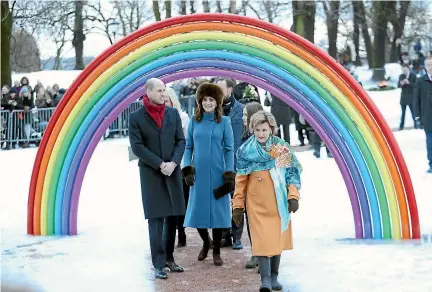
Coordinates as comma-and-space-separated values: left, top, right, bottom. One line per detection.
1, 96, 197, 150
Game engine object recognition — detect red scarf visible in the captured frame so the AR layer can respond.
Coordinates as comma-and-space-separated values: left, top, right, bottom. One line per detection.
143, 96, 166, 128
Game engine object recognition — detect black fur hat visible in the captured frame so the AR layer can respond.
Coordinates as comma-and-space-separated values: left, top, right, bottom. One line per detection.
196, 82, 224, 107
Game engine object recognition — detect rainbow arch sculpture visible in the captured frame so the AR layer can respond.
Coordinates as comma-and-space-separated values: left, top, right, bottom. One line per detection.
27, 14, 420, 239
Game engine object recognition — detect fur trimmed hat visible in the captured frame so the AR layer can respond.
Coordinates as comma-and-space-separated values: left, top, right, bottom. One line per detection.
196, 82, 224, 106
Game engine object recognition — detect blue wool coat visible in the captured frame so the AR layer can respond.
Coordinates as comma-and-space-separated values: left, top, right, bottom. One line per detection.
183, 113, 234, 228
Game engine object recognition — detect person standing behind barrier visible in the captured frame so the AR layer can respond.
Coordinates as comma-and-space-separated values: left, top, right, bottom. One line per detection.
216, 78, 246, 250
232, 111, 303, 292
1, 87, 21, 150
398, 64, 417, 130
181, 83, 235, 266
414, 57, 432, 173
128, 78, 186, 280
18, 86, 34, 148
164, 87, 191, 247
264, 92, 292, 144
240, 102, 264, 269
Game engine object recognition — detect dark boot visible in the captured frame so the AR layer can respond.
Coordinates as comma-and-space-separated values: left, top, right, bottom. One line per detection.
257, 256, 271, 291
197, 228, 211, 261
177, 227, 186, 247
270, 255, 283, 290
198, 243, 210, 261
245, 256, 258, 269
213, 249, 223, 266
212, 228, 223, 266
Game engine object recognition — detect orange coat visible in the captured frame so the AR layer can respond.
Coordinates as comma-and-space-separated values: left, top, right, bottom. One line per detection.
232, 170, 300, 256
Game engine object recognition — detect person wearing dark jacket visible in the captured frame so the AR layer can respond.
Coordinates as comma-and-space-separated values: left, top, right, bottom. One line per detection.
240, 102, 264, 269
215, 78, 246, 250
128, 78, 186, 279
264, 92, 292, 144
414, 57, 432, 173
398, 64, 417, 130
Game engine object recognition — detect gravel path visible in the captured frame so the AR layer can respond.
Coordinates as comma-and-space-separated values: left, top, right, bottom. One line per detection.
154, 229, 264, 292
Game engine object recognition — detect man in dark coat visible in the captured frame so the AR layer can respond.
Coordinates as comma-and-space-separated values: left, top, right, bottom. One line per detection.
398, 64, 417, 130
129, 78, 186, 279
264, 92, 292, 144
216, 78, 246, 250
414, 57, 432, 173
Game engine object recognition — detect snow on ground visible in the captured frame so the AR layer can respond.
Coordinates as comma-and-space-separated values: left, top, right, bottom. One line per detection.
2, 71, 432, 291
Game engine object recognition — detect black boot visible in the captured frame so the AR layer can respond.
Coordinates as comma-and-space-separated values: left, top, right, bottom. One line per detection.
177, 227, 186, 247
197, 228, 211, 260
271, 255, 283, 290
213, 248, 224, 266
257, 256, 271, 292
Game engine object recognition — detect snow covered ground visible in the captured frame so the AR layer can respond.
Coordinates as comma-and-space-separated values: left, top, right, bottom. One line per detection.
2, 71, 432, 291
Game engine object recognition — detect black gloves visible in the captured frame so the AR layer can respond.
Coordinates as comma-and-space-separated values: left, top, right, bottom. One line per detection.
213, 171, 236, 200
232, 208, 244, 226
288, 199, 299, 213
181, 166, 195, 186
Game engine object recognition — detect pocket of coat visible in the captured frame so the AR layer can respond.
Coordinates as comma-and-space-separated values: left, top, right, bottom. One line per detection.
249, 177, 263, 196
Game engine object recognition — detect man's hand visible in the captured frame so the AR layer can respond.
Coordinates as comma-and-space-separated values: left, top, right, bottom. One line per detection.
161, 161, 177, 176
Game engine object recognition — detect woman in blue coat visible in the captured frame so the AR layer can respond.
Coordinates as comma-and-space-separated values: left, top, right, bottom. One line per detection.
181, 82, 235, 266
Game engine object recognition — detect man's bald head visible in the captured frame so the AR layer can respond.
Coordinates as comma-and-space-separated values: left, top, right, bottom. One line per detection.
145, 78, 166, 105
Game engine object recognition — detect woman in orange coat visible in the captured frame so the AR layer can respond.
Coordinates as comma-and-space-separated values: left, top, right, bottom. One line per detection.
232, 110, 302, 292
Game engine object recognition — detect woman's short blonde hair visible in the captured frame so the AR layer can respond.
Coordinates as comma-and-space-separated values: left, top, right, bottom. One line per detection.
165, 87, 184, 113
249, 110, 278, 135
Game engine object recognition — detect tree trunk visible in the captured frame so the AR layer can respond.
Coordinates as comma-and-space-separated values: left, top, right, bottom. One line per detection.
190, 1, 196, 14
152, 1, 161, 21
353, 0, 373, 67
73, 1, 86, 70
179, 1, 187, 15
264, 1, 273, 23
165, 1, 171, 18
292, 1, 316, 43
389, 0, 410, 62
1, 1, 12, 86
352, 1, 362, 65
324, 0, 340, 59
216, 1, 223, 13
228, 1, 236, 14
371, 1, 389, 80
203, 1, 210, 13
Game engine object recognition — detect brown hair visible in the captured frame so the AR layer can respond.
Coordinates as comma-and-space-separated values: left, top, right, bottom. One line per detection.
245, 102, 264, 129
249, 110, 278, 135
194, 82, 223, 123
216, 78, 235, 89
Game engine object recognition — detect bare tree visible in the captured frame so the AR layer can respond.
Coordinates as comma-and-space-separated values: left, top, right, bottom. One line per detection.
292, 1, 316, 43
352, 1, 373, 67
179, 1, 187, 15
203, 1, 211, 13
153, 1, 161, 21
1, 1, 13, 85
113, 1, 154, 37
165, 1, 171, 18
322, 0, 340, 59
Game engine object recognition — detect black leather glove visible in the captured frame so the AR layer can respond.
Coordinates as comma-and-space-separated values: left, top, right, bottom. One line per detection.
181, 166, 195, 186
213, 171, 236, 199
288, 198, 299, 213
232, 208, 244, 227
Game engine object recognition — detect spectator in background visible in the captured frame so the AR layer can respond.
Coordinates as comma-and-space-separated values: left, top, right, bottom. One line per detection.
398, 64, 417, 130
414, 57, 432, 173
264, 92, 292, 144
233, 82, 261, 104
10, 80, 21, 94
20, 77, 32, 95
1, 87, 22, 150
18, 86, 34, 148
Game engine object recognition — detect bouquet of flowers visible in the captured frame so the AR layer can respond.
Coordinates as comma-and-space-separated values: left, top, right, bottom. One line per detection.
243, 84, 259, 101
